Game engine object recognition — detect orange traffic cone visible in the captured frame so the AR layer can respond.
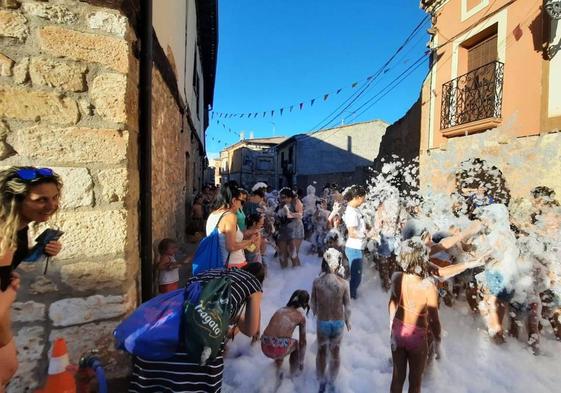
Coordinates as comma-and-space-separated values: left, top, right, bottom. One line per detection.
35, 338, 76, 393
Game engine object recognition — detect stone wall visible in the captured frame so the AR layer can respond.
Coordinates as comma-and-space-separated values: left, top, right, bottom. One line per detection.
0, 1, 139, 390
151, 67, 188, 246
373, 97, 421, 169
419, 128, 561, 200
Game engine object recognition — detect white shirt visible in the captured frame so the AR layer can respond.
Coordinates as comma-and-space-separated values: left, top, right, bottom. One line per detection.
206, 211, 246, 267
159, 256, 179, 285
343, 205, 367, 250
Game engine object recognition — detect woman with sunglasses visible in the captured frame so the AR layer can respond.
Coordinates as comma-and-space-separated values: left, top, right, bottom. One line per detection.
205, 184, 258, 269
0, 166, 63, 390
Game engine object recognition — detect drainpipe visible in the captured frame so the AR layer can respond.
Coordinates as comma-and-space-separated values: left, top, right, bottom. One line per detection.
139, 0, 153, 302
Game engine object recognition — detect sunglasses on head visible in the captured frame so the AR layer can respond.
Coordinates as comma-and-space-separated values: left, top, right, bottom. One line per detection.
16, 167, 55, 181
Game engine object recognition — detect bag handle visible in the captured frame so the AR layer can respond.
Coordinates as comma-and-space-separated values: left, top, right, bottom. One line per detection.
215, 211, 230, 230
214, 211, 231, 266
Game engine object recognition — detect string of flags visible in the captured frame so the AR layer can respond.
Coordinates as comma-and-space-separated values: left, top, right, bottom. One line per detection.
214, 119, 240, 138
210, 73, 382, 120
207, 118, 240, 148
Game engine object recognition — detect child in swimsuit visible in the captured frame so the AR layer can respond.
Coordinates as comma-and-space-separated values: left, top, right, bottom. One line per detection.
311, 248, 351, 393
389, 238, 441, 393
261, 290, 309, 375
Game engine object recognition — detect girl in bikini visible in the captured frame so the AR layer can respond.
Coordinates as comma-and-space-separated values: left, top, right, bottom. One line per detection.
261, 290, 309, 376
389, 238, 441, 393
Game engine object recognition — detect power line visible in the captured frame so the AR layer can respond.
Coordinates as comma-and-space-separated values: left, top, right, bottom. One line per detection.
309, 14, 430, 132
349, 56, 429, 122
303, 52, 430, 148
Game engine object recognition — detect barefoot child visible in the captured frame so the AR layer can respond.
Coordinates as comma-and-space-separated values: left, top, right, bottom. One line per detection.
261, 290, 309, 376
157, 238, 182, 293
311, 248, 351, 393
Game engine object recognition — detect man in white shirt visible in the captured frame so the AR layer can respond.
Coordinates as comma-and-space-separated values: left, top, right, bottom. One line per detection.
342, 185, 368, 299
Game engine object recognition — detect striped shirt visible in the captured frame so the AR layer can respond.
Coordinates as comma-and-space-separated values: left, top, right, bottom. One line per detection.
129, 268, 262, 393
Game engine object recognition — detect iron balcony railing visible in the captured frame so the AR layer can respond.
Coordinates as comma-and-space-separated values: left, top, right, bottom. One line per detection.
441, 61, 505, 130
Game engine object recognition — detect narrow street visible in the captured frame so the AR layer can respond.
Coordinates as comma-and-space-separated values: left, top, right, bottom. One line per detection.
222, 244, 561, 393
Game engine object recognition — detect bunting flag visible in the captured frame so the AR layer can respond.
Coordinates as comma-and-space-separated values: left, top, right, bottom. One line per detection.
210, 52, 430, 120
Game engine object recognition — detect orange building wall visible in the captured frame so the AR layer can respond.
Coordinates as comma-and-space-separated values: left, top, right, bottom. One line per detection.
426, 0, 544, 149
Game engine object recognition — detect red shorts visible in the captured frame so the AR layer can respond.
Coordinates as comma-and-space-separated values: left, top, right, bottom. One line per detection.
159, 282, 179, 293
261, 336, 297, 360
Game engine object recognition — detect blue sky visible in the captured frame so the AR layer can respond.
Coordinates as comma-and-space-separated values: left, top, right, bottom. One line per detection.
206, 0, 430, 159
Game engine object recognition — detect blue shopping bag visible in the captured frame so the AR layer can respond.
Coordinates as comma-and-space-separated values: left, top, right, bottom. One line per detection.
114, 288, 185, 360
191, 228, 225, 275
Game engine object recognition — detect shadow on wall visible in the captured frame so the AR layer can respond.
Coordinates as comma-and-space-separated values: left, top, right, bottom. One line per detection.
371, 95, 422, 191
289, 134, 379, 190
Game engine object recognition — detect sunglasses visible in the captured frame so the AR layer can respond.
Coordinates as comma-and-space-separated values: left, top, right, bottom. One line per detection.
16, 168, 55, 181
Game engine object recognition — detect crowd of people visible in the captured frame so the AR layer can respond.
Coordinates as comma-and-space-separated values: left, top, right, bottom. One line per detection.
169, 175, 560, 393
1, 164, 560, 393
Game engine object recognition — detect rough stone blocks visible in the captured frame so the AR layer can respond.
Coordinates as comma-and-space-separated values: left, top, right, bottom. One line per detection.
60, 259, 128, 291
49, 292, 133, 327
38, 25, 129, 73
29, 56, 87, 92
0, 10, 28, 40
21, 2, 78, 25
54, 209, 128, 259
0, 86, 79, 125
91, 72, 127, 123
6, 125, 128, 164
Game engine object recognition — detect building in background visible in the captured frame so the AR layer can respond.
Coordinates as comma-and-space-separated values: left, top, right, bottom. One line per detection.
419, 0, 561, 199
216, 136, 286, 188
277, 120, 388, 190
0, 0, 216, 389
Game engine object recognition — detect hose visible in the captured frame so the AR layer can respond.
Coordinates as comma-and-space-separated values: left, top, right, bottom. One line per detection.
78, 354, 108, 393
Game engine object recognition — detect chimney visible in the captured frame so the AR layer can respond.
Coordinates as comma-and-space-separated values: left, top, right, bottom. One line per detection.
240, 131, 245, 140
249, 131, 254, 139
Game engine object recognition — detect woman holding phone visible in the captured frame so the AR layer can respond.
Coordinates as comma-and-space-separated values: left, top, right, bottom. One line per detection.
0, 166, 63, 390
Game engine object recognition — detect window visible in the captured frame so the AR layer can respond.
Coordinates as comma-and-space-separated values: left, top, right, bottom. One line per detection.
467, 33, 498, 71
193, 49, 201, 120
256, 158, 273, 171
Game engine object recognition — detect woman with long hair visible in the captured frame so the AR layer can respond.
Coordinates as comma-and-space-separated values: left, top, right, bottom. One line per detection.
0, 166, 63, 390
389, 238, 441, 393
205, 183, 258, 269
275, 188, 304, 268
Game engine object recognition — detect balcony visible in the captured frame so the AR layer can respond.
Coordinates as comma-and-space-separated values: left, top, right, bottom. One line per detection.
440, 61, 504, 137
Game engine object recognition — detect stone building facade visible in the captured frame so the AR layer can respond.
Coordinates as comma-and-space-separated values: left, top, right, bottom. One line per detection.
0, 0, 216, 390
277, 120, 388, 190
419, 0, 561, 199
216, 137, 286, 189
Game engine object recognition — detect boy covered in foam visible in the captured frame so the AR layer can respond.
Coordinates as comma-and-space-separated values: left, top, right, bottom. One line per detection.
311, 248, 351, 393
